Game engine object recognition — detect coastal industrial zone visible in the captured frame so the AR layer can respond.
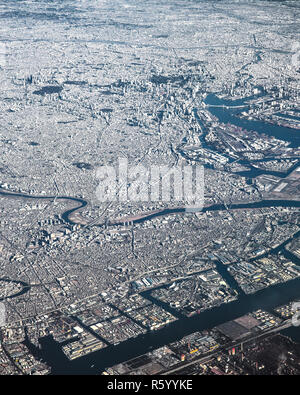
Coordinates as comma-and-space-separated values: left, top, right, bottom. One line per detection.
0, 0, 299, 376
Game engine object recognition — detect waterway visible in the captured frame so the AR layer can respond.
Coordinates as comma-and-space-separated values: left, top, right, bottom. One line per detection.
0, 189, 87, 225
204, 93, 300, 148
18, 217, 300, 375
116, 200, 300, 225
26, 269, 300, 375
1, 91, 300, 374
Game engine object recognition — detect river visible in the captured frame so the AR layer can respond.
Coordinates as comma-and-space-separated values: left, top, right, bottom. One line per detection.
204, 93, 300, 148
1, 91, 300, 374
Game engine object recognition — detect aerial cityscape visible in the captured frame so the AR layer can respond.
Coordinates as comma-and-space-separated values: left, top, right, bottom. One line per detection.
0, 0, 299, 379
